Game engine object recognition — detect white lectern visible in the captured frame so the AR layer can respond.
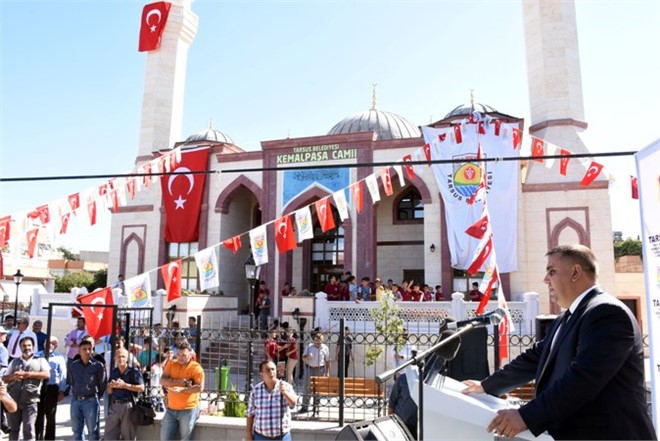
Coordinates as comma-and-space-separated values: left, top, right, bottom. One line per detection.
406, 366, 554, 441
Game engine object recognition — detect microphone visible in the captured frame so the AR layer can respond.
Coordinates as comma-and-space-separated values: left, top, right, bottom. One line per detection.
446, 307, 506, 330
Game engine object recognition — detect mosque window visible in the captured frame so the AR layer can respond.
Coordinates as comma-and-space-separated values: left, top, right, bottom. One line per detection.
395, 188, 424, 223
167, 242, 199, 291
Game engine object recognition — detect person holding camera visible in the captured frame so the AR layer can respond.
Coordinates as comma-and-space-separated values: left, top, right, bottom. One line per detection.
104, 348, 144, 441
159, 341, 204, 440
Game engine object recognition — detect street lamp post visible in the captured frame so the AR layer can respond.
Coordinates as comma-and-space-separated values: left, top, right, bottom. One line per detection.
13, 269, 23, 324
244, 256, 261, 392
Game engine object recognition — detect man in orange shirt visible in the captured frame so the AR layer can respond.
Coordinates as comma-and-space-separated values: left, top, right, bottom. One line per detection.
160, 341, 205, 440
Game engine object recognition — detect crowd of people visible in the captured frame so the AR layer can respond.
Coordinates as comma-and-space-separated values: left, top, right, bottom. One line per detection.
0, 312, 203, 441
321, 274, 449, 303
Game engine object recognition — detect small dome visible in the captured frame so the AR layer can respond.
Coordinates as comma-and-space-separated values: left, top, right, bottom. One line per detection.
328, 108, 420, 140
444, 103, 498, 118
185, 126, 234, 144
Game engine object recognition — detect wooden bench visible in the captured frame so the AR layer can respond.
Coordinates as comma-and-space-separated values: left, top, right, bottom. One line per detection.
507, 381, 536, 403
310, 376, 385, 399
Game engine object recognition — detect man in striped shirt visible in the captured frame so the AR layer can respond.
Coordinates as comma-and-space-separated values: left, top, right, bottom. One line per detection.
246, 361, 297, 440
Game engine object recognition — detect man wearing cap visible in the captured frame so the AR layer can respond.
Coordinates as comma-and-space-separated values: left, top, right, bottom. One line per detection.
3, 336, 50, 441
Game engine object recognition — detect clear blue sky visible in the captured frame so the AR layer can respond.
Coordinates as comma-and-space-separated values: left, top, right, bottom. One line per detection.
1, 0, 658, 252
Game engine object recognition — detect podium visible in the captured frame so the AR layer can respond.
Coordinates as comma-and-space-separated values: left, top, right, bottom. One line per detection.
406, 366, 554, 441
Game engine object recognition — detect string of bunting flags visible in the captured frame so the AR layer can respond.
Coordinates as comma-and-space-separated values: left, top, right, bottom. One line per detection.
0, 113, 638, 316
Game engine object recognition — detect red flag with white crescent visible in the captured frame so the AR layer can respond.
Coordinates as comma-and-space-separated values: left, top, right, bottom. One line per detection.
478, 122, 486, 135
142, 163, 152, 188
467, 236, 493, 275
453, 125, 463, 144
580, 161, 604, 187
78, 288, 115, 339
631, 176, 639, 199
315, 198, 335, 233
138, 1, 172, 52
161, 259, 182, 302
380, 168, 393, 196
494, 120, 501, 136
423, 144, 431, 165
68, 193, 80, 213
275, 215, 297, 253
28, 205, 50, 225
60, 213, 71, 235
223, 236, 242, 255
559, 149, 571, 176
350, 181, 364, 214
26, 228, 39, 258
160, 147, 210, 242
87, 200, 97, 226
512, 128, 522, 149
402, 154, 416, 180
126, 176, 137, 200
465, 214, 491, 240
531, 138, 545, 163
0, 216, 11, 248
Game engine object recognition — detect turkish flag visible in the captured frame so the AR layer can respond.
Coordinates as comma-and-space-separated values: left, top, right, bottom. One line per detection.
68, 193, 80, 213
559, 149, 571, 176
631, 176, 639, 199
138, 1, 172, 52
161, 259, 182, 302
478, 122, 486, 135
512, 128, 522, 149
423, 144, 431, 165
87, 200, 97, 226
380, 168, 393, 196
580, 161, 604, 187
531, 138, 545, 163
98, 184, 108, 208
140, 163, 151, 188
465, 214, 491, 239
476, 267, 499, 314
350, 181, 364, 214
0, 216, 11, 248
494, 120, 501, 136
223, 236, 242, 255
315, 198, 335, 233
109, 189, 119, 212
453, 125, 463, 144
60, 213, 71, 235
467, 236, 493, 275
402, 154, 416, 180
161, 147, 209, 242
78, 288, 114, 339
126, 176, 137, 200
275, 215, 297, 253
438, 133, 446, 142
28, 205, 50, 225
26, 228, 39, 258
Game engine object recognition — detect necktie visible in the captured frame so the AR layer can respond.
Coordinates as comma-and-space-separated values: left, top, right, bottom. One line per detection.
550, 311, 571, 351
11, 331, 23, 356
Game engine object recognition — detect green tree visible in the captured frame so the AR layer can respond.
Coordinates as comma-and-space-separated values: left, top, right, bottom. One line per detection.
364, 292, 405, 367
614, 238, 643, 260
57, 246, 77, 261
90, 268, 108, 291
54, 271, 95, 293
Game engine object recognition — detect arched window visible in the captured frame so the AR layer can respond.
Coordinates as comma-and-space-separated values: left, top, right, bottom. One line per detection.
168, 242, 199, 291
395, 188, 424, 223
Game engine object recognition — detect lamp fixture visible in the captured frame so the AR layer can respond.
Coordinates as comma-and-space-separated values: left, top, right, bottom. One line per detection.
429, 244, 436, 253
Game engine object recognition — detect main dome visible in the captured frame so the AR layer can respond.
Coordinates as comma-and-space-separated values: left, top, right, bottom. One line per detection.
185, 126, 234, 144
328, 108, 420, 140
444, 103, 498, 118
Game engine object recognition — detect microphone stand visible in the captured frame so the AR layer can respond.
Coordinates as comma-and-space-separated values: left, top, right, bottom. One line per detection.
375, 323, 476, 441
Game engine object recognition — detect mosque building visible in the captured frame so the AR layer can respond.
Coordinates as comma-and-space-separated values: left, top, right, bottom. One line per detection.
108, 0, 618, 320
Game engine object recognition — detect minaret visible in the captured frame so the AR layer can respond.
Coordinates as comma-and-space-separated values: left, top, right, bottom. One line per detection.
523, 0, 594, 183
137, 0, 198, 160
517, 0, 614, 313
108, 0, 198, 284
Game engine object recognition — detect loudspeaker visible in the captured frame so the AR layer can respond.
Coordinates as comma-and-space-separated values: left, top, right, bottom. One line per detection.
335, 414, 414, 441
446, 326, 489, 381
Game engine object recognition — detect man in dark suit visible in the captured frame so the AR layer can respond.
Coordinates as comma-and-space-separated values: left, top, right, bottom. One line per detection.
463, 244, 656, 440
